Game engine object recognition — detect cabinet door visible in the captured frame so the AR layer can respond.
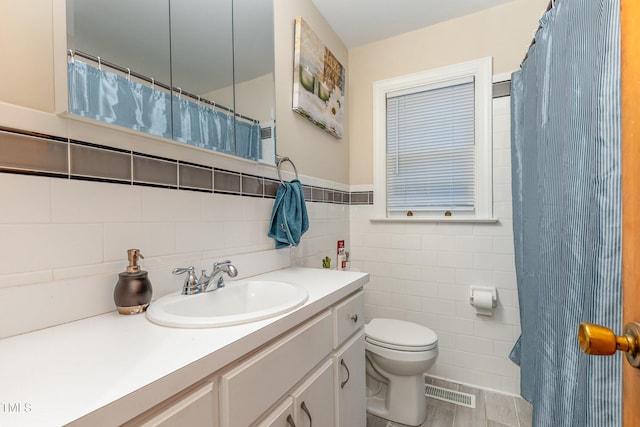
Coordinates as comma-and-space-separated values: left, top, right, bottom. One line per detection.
291, 359, 334, 427
335, 331, 366, 427
254, 397, 296, 427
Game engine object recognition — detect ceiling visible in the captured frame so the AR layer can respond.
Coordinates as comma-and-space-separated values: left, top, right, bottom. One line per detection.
311, 0, 518, 48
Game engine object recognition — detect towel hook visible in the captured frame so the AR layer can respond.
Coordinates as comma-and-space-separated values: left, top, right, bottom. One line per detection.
277, 156, 299, 184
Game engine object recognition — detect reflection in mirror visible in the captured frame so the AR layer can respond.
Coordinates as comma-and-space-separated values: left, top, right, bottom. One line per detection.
66, 0, 276, 164
68, 0, 171, 84
233, 0, 276, 165
169, 0, 237, 156
67, 0, 173, 139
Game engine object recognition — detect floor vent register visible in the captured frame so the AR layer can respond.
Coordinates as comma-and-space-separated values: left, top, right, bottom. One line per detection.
424, 384, 476, 408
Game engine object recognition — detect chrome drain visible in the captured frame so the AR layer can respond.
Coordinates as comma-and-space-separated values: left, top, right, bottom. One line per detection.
425, 384, 476, 408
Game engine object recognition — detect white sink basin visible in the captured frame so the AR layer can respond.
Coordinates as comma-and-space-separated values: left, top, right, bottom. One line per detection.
146, 280, 308, 328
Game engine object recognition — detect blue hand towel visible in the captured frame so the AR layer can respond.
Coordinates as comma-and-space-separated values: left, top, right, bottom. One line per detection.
268, 179, 309, 248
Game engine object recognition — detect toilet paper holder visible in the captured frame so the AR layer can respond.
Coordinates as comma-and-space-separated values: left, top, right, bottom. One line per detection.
469, 286, 497, 308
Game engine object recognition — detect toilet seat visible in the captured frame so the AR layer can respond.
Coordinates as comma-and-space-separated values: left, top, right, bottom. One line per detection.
365, 336, 437, 352
365, 318, 438, 352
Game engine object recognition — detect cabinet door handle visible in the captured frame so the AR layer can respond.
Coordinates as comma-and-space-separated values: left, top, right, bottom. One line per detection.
340, 358, 350, 389
300, 401, 312, 427
286, 414, 297, 427
349, 313, 358, 323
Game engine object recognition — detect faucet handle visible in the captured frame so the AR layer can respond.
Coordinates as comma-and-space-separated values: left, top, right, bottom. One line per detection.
172, 266, 195, 275
172, 266, 200, 295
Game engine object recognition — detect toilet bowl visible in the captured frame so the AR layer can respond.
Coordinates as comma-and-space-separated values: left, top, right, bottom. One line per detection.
365, 318, 438, 426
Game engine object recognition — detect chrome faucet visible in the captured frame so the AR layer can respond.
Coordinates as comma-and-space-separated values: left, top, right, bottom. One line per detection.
199, 260, 238, 292
173, 260, 238, 295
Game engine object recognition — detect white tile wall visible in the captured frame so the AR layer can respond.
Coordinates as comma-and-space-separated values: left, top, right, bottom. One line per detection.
0, 104, 350, 339
351, 97, 521, 395
0, 166, 348, 338
290, 202, 350, 269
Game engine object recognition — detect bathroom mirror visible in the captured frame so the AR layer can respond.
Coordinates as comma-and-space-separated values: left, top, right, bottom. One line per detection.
66, 0, 276, 164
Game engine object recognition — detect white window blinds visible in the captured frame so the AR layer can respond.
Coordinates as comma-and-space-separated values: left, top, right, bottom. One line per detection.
385, 77, 475, 213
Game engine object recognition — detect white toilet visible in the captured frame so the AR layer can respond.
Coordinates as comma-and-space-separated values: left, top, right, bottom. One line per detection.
364, 318, 438, 426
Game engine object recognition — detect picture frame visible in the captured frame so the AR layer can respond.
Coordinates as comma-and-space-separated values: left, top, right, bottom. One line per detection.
292, 16, 345, 139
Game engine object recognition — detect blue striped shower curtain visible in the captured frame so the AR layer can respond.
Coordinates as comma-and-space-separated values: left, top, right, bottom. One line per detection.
68, 60, 261, 161
510, 0, 621, 425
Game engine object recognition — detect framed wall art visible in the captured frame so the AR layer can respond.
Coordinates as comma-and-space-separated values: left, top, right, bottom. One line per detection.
292, 16, 345, 139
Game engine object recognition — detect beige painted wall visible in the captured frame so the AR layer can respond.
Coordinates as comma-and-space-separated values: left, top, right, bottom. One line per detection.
274, 0, 350, 183
0, 0, 56, 112
348, 0, 549, 185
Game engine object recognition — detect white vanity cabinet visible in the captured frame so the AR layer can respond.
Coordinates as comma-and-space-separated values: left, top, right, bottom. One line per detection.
222, 290, 365, 427
117, 290, 365, 427
219, 311, 333, 427
0, 268, 370, 427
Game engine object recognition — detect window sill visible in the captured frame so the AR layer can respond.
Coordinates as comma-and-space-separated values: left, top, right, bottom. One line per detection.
370, 217, 499, 224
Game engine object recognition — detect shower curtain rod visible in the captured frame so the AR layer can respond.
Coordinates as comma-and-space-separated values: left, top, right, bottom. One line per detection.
67, 49, 260, 124
520, 0, 555, 67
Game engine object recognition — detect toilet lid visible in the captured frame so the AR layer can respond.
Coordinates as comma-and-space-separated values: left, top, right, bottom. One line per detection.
365, 318, 438, 351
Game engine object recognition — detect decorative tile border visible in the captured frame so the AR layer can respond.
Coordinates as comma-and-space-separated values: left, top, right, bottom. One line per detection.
178, 162, 213, 192
492, 80, 511, 99
133, 152, 178, 189
0, 126, 374, 205
70, 140, 131, 183
0, 128, 68, 178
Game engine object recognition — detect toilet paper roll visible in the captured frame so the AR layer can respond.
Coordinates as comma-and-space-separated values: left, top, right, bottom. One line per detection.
472, 290, 494, 316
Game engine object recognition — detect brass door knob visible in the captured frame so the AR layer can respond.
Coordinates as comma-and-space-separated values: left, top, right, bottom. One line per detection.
578, 321, 640, 368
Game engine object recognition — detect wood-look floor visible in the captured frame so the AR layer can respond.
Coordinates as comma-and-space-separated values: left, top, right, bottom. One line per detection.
366, 376, 532, 427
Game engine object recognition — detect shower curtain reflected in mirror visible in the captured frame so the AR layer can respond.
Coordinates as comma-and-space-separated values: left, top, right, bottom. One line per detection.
510, 0, 621, 425
68, 60, 172, 139
68, 59, 261, 161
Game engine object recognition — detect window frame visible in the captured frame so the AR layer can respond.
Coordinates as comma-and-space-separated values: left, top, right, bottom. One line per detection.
372, 57, 494, 222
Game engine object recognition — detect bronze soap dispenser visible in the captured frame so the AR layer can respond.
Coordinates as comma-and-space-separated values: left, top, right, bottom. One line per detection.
114, 249, 152, 315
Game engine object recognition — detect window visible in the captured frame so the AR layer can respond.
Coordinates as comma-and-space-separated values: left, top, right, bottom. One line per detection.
373, 57, 493, 221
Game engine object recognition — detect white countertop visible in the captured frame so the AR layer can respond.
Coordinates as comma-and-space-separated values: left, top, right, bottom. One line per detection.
0, 267, 368, 427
